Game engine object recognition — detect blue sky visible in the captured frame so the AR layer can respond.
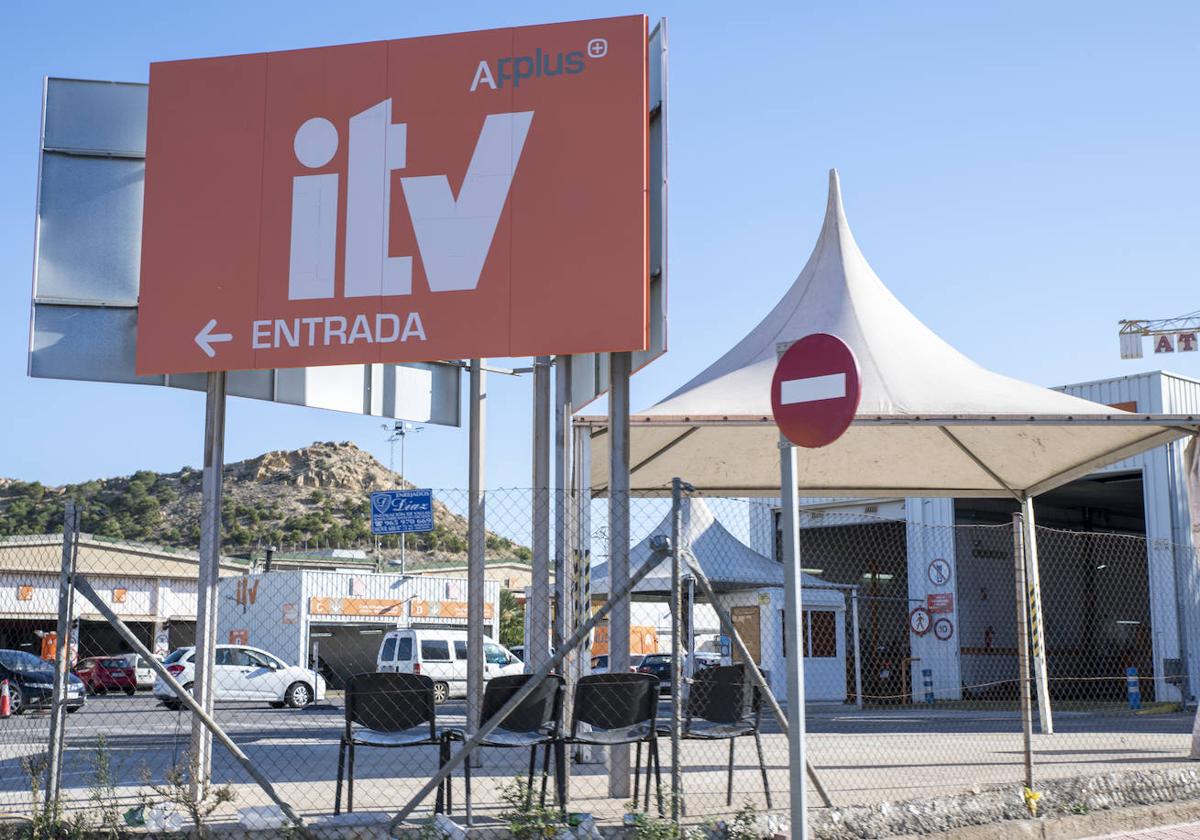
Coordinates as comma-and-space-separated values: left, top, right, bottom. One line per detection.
1, 1, 1197, 491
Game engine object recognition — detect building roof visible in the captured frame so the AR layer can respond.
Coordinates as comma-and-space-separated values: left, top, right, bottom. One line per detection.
0, 533, 242, 579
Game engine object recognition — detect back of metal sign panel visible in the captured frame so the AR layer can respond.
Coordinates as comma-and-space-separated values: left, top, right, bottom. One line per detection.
29, 77, 460, 427
570, 18, 668, 409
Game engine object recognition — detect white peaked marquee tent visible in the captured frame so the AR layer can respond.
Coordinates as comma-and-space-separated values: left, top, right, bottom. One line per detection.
582, 171, 1198, 499
578, 169, 1200, 829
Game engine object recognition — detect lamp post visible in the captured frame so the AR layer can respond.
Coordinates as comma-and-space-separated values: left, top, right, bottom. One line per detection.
383, 421, 422, 572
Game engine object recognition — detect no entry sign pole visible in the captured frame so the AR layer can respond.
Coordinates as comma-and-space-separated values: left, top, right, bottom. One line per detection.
772, 333, 862, 839
777, 424, 808, 839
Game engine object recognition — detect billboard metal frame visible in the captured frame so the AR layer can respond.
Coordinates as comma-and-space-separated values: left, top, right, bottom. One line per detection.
28, 78, 460, 428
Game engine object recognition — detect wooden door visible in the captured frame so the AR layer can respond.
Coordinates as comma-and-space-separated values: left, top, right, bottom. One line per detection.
730, 606, 762, 664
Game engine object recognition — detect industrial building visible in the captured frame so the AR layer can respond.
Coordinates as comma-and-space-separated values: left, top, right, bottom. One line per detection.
0, 534, 241, 658
749, 370, 1200, 706
215, 568, 501, 688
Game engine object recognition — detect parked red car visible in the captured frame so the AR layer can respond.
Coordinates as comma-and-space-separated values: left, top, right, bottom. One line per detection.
73, 657, 137, 695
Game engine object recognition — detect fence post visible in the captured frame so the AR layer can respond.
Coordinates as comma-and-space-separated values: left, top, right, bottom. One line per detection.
669, 478, 685, 824
1012, 512, 1035, 791
852, 590, 864, 710
69, 574, 311, 837
390, 537, 676, 830
1021, 498, 1054, 734
684, 545, 834, 809
45, 500, 78, 809
572, 421, 600, 765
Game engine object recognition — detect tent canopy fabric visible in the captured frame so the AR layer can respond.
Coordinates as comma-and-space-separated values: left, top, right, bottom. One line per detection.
581, 171, 1199, 498
590, 497, 845, 608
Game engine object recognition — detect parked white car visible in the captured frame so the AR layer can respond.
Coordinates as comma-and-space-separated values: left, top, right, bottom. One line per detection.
119, 653, 157, 690
155, 645, 325, 710
376, 629, 523, 704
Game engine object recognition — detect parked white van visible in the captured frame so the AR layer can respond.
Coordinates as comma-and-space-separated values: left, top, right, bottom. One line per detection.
376, 629, 523, 703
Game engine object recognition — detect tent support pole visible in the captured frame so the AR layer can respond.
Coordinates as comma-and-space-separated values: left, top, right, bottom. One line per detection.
1012, 511, 1035, 790
530, 356, 552, 670
780, 438, 811, 835
683, 546, 833, 808
1022, 497, 1053, 734
939, 427, 1021, 501
631, 426, 700, 477
608, 351, 632, 799
1024, 428, 1186, 498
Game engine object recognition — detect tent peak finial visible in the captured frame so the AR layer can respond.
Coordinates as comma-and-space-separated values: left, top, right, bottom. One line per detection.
826, 168, 846, 226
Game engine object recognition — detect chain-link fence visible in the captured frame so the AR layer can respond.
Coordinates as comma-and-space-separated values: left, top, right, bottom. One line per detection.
1, 488, 1197, 837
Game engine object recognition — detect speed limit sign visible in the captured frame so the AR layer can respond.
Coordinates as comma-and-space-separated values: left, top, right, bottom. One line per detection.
909, 607, 932, 636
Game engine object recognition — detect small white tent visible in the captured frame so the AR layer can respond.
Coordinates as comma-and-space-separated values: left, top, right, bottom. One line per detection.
591, 497, 850, 702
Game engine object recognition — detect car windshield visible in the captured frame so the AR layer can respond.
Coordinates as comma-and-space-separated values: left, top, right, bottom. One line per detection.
0, 650, 51, 673
642, 654, 670, 665
100, 658, 128, 668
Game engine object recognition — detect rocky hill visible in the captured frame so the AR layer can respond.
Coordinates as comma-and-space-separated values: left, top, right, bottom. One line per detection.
0, 442, 530, 566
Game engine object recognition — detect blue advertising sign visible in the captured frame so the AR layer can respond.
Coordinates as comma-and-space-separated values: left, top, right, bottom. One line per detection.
371, 489, 434, 535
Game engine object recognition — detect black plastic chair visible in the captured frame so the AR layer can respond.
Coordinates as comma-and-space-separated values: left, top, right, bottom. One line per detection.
334, 672, 451, 815
565, 672, 663, 814
446, 673, 565, 824
659, 663, 772, 808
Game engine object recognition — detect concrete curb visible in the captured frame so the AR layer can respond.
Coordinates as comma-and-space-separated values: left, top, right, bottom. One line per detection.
810, 766, 1200, 839
891, 799, 1200, 840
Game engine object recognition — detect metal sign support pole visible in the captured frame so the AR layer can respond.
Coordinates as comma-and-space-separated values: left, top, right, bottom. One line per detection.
554, 356, 573, 657
607, 351, 632, 798
466, 360, 487, 761
1012, 512, 1035, 791
554, 355, 575, 795
46, 500, 78, 809
530, 356, 552, 671
192, 370, 226, 801
779, 438, 809, 838
1021, 497, 1053, 734
669, 479, 684, 823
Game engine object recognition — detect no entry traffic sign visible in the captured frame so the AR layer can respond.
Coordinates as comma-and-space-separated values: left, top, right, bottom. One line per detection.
770, 333, 861, 448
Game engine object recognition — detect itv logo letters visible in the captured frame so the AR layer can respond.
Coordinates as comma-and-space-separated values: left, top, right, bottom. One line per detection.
135, 17, 649, 375
288, 101, 534, 303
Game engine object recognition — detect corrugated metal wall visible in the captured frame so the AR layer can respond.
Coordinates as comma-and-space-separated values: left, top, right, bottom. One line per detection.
1056, 371, 1200, 701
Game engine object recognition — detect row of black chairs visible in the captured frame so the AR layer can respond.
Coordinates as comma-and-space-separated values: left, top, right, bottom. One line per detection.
334, 664, 771, 822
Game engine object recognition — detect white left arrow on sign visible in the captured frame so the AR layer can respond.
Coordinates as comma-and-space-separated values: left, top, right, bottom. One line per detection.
195, 319, 233, 358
